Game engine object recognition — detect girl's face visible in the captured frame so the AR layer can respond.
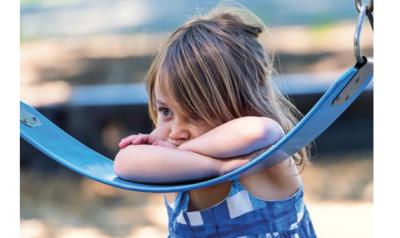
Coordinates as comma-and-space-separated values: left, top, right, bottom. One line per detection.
153, 82, 215, 146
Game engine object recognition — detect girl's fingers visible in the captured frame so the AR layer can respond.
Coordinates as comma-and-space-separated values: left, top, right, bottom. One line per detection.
118, 139, 129, 148
119, 134, 140, 148
146, 135, 158, 144
153, 140, 177, 148
119, 140, 132, 148
221, 158, 249, 174
132, 135, 144, 144
131, 134, 158, 145
118, 134, 162, 148
120, 135, 138, 143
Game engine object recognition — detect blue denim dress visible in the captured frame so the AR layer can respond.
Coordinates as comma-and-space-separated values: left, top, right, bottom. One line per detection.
164, 178, 317, 238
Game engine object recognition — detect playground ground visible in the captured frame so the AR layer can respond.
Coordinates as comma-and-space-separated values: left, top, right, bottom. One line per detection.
21, 151, 373, 238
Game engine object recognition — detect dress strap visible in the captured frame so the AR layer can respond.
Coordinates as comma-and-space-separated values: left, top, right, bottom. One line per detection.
176, 191, 190, 212
228, 176, 246, 196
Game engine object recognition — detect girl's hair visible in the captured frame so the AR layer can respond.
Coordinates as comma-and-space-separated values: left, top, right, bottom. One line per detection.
145, 7, 310, 167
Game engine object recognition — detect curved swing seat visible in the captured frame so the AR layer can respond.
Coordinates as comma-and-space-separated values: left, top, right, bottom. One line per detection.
20, 59, 373, 193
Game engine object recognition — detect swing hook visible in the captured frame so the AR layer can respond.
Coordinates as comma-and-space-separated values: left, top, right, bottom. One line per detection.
356, 0, 374, 30
354, 1, 373, 65
355, 0, 373, 13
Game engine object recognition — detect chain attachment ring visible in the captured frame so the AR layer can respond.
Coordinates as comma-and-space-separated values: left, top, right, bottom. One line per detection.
355, 0, 373, 13
354, 3, 368, 64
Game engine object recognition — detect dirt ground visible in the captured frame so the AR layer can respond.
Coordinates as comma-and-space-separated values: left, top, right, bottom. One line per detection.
21, 151, 372, 238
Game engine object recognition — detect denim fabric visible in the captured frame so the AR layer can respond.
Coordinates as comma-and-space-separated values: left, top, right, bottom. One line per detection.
164, 178, 317, 238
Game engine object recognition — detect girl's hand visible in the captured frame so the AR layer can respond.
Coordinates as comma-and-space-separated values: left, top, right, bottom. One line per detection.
219, 157, 249, 175
119, 134, 177, 149
219, 146, 271, 175
152, 139, 177, 148
119, 134, 155, 148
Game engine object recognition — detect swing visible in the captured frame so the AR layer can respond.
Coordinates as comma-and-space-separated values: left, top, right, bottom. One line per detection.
20, 1, 374, 193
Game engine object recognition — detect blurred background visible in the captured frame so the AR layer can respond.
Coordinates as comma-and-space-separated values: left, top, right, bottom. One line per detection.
20, 0, 373, 237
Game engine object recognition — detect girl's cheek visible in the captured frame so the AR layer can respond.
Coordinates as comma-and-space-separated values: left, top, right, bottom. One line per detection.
154, 122, 170, 141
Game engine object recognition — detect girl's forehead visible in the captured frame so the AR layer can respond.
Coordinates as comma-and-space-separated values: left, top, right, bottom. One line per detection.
154, 79, 222, 127
154, 80, 181, 109
154, 80, 202, 123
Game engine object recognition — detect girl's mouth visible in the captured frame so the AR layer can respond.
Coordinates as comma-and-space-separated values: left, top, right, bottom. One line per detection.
168, 139, 185, 146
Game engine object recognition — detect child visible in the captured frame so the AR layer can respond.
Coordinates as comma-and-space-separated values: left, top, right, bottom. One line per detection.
114, 7, 316, 238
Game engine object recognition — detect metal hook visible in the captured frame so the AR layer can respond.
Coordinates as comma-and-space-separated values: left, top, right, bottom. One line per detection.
355, 0, 373, 13
354, 4, 368, 65
356, 0, 374, 30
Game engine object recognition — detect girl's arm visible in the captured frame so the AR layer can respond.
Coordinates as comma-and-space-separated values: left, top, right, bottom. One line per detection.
114, 117, 284, 183
178, 116, 284, 158
114, 144, 248, 183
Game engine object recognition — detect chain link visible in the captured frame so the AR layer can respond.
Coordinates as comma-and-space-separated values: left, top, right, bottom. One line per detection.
355, 0, 374, 13
354, 4, 368, 64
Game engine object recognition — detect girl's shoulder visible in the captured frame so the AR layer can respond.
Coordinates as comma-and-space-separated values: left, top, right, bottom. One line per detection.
239, 157, 303, 201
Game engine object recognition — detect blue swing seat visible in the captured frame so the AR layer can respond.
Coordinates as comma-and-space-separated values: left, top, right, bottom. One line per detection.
20, 59, 373, 193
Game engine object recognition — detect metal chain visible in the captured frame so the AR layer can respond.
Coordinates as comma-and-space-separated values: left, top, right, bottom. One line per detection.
355, 0, 374, 13
354, 4, 368, 64
353, 0, 374, 64
355, 0, 374, 29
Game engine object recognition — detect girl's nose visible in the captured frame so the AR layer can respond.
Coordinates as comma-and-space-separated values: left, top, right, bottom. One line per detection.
169, 124, 190, 142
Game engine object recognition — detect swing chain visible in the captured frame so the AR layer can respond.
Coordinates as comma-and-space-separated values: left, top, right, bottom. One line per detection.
354, 0, 373, 65
355, 0, 374, 30
355, 0, 373, 13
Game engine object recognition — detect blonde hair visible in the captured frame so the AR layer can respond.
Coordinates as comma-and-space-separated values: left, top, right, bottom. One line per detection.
145, 7, 309, 167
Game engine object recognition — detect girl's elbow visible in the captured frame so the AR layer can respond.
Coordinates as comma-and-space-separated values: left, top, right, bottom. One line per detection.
114, 149, 135, 179
114, 151, 123, 177
251, 117, 285, 145
266, 119, 285, 140
113, 147, 154, 182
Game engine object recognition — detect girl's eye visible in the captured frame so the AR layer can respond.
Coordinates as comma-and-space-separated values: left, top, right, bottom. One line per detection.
158, 107, 172, 118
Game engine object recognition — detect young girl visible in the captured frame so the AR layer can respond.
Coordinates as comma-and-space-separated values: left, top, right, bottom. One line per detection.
114, 8, 316, 238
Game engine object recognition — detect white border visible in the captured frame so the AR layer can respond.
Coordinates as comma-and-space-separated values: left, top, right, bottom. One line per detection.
374, 0, 400, 237
1, 0, 20, 237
